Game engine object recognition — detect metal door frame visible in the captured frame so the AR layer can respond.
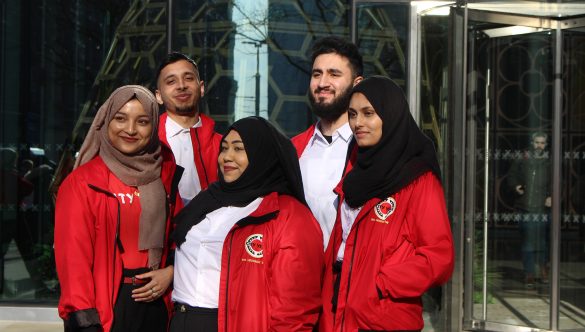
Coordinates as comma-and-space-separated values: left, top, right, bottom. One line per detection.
461, 5, 585, 332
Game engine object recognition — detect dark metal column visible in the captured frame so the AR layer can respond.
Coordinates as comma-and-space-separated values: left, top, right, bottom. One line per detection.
550, 20, 562, 332
166, 0, 175, 52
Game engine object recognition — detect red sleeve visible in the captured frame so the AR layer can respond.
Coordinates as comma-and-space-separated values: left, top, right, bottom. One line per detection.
54, 172, 101, 326
268, 199, 324, 331
376, 173, 454, 299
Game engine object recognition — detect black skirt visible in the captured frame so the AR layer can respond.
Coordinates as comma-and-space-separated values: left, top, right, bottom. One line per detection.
111, 268, 168, 332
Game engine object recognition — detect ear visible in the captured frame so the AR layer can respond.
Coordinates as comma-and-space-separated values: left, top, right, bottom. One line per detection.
200, 81, 205, 97
353, 75, 364, 86
155, 90, 164, 105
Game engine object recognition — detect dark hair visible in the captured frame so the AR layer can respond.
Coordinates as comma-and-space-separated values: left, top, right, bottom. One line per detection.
311, 36, 363, 77
155, 52, 199, 84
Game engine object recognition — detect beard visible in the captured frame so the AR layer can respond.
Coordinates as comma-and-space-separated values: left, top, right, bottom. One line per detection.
174, 104, 197, 115
309, 85, 352, 122
532, 147, 546, 158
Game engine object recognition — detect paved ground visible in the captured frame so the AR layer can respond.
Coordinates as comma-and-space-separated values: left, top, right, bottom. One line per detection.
0, 321, 62, 332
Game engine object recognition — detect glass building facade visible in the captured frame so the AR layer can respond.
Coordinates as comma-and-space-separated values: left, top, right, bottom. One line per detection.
1, 1, 585, 331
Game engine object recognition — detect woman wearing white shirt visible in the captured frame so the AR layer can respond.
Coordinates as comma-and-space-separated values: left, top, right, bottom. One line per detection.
170, 116, 323, 332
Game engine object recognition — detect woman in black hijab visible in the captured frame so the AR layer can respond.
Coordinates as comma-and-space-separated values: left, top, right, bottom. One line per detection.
320, 76, 454, 332
170, 116, 323, 332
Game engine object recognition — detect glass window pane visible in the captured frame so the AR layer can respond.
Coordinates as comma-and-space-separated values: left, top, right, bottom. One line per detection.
467, 18, 554, 330
0, 0, 136, 303
560, 26, 585, 331
356, 4, 409, 90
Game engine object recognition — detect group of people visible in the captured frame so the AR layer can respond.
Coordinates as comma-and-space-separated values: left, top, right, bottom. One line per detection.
54, 36, 455, 332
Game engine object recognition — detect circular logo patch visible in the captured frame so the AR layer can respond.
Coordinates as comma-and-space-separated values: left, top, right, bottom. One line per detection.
375, 197, 396, 220
245, 234, 263, 258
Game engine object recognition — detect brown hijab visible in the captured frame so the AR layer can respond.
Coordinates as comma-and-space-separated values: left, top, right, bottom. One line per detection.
75, 85, 166, 268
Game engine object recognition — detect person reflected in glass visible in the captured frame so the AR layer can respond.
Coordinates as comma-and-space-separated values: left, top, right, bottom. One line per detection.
0, 147, 34, 295
170, 116, 323, 332
55, 86, 182, 332
507, 132, 551, 288
320, 76, 454, 332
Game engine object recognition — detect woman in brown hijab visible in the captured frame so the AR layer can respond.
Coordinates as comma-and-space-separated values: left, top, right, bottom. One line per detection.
54, 85, 182, 332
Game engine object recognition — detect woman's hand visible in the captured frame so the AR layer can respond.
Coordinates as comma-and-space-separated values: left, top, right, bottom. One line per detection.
131, 265, 174, 302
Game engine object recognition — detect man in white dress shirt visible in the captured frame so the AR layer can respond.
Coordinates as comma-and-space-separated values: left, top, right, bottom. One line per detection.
291, 36, 363, 248
155, 52, 222, 205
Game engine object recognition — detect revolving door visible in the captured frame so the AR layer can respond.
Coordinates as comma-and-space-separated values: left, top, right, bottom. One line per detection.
458, 3, 585, 331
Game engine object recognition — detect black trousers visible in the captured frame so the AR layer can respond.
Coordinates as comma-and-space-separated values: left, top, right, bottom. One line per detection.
169, 303, 218, 332
110, 268, 168, 332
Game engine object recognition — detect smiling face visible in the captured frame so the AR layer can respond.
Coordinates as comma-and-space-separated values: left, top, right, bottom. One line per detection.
348, 92, 383, 148
219, 130, 249, 183
107, 99, 153, 155
155, 59, 204, 116
309, 53, 360, 122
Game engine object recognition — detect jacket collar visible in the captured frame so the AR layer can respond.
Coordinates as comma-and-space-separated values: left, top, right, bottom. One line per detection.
158, 112, 217, 147
310, 121, 353, 146
292, 123, 316, 158
236, 192, 280, 227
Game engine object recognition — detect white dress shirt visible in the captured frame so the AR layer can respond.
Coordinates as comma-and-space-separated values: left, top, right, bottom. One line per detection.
299, 122, 353, 249
336, 199, 362, 261
172, 197, 263, 308
165, 116, 202, 205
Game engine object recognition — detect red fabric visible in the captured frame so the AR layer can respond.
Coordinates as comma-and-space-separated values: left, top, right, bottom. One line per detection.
217, 192, 324, 332
320, 172, 454, 332
291, 124, 316, 158
54, 147, 181, 332
158, 112, 222, 189
108, 173, 148, 269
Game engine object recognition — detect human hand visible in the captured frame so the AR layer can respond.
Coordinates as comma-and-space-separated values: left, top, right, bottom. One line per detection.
131, 265, 174, 302
545, 196, 551, 207
515, 185, 525, 195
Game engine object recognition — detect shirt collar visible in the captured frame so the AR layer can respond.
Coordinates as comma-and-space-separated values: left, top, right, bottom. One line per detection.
310, 121, 353, 145
166, 116, 202, 138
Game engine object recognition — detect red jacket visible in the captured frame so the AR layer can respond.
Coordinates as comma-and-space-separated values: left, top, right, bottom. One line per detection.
54, 149, 182, 332
320, 172, 454, 332
217, 192, 324, 332
158, 112, 222, 190
291, 124, 317, 157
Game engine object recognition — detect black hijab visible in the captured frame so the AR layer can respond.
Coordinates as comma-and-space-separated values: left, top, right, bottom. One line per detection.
343, 76, 441, 208
172, 116, 306, 247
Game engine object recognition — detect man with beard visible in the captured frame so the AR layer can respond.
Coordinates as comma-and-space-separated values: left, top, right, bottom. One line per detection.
292, 36, 363, 248
156, 52, 222, 205
508, 132, 552, 288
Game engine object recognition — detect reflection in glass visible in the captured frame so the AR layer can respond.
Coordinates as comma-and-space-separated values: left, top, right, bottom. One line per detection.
468, 19, 553, 330
0, 0, 133, 303
560, 27, 585, 331
356, 4, 408, 88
